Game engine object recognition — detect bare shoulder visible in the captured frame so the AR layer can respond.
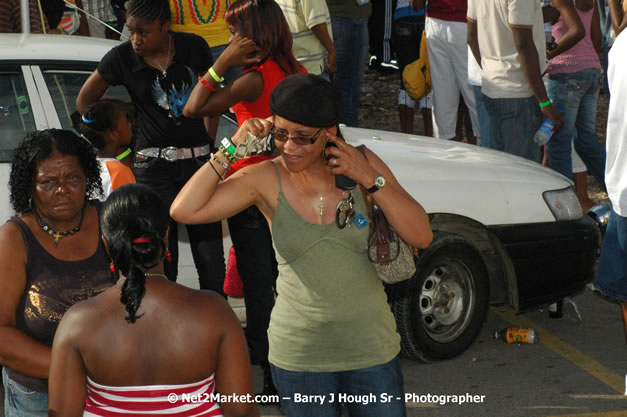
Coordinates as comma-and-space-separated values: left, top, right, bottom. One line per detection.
0, 219, 27, 272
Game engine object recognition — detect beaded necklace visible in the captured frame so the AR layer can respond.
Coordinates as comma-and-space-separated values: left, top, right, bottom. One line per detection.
36, 208, 85, 247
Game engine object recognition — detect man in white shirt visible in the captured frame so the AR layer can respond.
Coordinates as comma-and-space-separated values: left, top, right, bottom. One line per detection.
276, 0, 336, 77
467, 0, 563, 162
594, 29, 627, 360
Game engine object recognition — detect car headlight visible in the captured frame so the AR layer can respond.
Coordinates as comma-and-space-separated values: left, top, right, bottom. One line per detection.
543, 187, 583, 221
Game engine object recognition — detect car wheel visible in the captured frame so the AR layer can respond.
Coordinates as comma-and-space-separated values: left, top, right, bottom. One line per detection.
389, 231, 489, 362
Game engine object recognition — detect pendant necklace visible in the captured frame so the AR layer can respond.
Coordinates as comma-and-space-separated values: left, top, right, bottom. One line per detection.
315, 181, 333, 219
36, 208, 85, 247
155, 33, 172, 77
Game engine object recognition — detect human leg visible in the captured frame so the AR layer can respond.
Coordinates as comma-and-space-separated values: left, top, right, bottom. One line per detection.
547, 75, 580, 179
473, 85, 490, 147
339, 356, 407, 417
331, 17, 369, 127
227, 207, 277, 365
594, 209, 627, 301
425, 17, 460, 140
270, 365, 341, 417
2, 368, 48, 417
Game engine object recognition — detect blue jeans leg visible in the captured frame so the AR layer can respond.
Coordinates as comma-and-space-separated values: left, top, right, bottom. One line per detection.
547, 69, 606, 188
270, 356, 406, 417
227, 206, 277, 364
594, 209, 627, 301
2, 368, 48, 417
133, 156, 225, 292
473, 85, 490, 148
331, 17, 369, 127
484, 95, 542, 162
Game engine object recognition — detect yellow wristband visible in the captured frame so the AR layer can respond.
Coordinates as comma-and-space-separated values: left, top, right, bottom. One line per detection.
208, 67, 224, 84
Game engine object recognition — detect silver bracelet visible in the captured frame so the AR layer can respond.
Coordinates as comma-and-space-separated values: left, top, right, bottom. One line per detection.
210, 152, 230, 170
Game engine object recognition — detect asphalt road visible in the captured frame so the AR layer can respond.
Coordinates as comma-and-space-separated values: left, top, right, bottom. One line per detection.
255, 287, 627, 417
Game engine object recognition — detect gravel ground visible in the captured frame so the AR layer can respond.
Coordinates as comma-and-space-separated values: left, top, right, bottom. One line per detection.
357, 65, 610, 204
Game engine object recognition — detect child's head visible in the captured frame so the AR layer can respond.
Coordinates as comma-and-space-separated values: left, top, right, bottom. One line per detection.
225, 0, 301, 74
80, 101, 132, 156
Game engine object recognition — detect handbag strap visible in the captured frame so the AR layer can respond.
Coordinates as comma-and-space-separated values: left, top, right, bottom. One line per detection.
355, 145, 375, 219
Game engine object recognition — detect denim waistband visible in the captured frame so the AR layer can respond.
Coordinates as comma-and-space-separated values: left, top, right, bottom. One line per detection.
548, 67, 601, 80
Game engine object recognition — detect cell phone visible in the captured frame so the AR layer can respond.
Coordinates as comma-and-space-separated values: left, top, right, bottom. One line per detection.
324, 140, 356, 191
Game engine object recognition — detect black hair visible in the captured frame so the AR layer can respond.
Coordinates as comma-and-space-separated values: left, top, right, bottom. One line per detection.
9, 129, 103, 213
79, 101, 121, 151
100, 184, 169, 323
126, 0, 171, 24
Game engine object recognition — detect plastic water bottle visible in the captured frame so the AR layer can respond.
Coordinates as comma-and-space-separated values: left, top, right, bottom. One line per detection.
533, 107, 563, 146
494, 327, 539, 344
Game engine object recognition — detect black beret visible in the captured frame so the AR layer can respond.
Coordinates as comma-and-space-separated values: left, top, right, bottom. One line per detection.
270, 73, 343, 128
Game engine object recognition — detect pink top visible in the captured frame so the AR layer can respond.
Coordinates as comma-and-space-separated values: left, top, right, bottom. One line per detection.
549, 7, 600, 74
83, 374, 223, 416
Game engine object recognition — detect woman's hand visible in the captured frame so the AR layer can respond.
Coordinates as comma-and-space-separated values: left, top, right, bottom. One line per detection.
216, 37, 262, 69
323, 131, 378, 188
231, 117, 273, 146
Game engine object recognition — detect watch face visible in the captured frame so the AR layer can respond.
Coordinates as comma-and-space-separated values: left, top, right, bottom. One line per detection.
375, 175, 386, 188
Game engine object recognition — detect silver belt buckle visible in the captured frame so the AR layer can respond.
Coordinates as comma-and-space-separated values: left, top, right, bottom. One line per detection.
161, 146, 180, 161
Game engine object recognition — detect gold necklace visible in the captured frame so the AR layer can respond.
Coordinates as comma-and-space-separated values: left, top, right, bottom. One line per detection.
315, 181, 333, 218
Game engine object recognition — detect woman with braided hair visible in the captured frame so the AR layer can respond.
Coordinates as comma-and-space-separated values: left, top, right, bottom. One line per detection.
48, 184, 258, 417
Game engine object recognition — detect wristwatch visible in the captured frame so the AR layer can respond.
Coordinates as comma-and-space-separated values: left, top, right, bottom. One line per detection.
367, 174, 386, 194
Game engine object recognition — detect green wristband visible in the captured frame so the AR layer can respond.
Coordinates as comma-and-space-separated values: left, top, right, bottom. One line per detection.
539, 99, 552, 108
219, 145, 238, 163
221, 137, 237, 156
208, 67, 224, 84
115, 148, 132, 161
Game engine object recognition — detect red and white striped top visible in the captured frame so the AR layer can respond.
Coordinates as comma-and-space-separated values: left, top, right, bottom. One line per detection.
84, 374, 223, 416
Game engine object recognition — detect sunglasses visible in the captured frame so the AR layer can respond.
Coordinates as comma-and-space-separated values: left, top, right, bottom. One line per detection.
270, 127, 323, 146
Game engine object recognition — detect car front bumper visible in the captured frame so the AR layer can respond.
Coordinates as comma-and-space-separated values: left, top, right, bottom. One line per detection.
488, 215, 601, 311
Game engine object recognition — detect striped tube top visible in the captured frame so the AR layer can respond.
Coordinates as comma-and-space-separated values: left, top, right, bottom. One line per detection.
84, 374, 223, 416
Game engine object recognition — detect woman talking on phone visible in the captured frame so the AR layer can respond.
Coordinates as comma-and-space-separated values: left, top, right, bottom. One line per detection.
171, 74, 433, 417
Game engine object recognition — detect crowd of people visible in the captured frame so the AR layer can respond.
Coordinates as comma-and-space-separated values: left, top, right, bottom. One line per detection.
0, 0, 626, 416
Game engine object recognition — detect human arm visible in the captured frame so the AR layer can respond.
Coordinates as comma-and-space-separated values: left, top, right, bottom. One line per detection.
511, 26, 564, 131
607, 0, 627, 35
0, 222, 52, 378
74, 0, 90, 36
324, 135, 433, 249
467, 19, 481, 68
170, 118, 275, 225
311, 22, 337, 73
213, 296, 259, 417
47, 307, 88, 417
76, 70, 110, 114
410, 0, 426, 12
547, 0, 585, 60
591, 1, 602, 57
183, 37, 262, 119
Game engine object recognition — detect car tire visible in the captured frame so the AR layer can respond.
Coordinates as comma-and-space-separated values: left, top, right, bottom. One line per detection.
389, 231, 489, 362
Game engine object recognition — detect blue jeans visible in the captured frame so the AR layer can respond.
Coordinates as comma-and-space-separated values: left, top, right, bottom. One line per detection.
331, 17, 369, 127
133, 155, 225, 292
210, 44, 243, 85
597, 0, 611, 92
2, 368, 48, 417
483, 95, 542, 162
473, 85, 490, 148
547, 69, 606, 188
270, 356, 407, 417
227, 206, 277, 364
594, 208, 627, 301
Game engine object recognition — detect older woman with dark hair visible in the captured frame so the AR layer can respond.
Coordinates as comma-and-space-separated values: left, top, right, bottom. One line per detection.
0, 129, 116, 416
48, 184, 257, 417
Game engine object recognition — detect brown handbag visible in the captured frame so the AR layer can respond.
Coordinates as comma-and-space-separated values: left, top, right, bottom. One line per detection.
357, 146, 417, 284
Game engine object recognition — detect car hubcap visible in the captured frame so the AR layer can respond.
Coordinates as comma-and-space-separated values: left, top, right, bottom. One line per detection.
418, 259, 475, 343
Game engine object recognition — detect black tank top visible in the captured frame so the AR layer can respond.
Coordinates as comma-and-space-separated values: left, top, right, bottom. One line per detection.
5, 206, 116, 392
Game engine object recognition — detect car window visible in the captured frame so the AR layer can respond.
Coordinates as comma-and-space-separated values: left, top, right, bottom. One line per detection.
42, 70, 131, 130
0, 71, 37, 162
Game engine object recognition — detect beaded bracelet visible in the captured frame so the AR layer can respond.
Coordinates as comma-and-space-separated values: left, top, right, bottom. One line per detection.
211, 152, 230, 170
208, 67, 224, 84
539, 99, 552, 108
198, 76, 216, 92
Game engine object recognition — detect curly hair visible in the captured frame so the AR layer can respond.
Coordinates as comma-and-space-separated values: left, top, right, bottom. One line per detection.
100, 184, 169, 323
9, 129, 103, 213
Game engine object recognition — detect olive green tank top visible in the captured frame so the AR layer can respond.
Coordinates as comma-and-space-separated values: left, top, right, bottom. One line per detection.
268, 161, 400, 372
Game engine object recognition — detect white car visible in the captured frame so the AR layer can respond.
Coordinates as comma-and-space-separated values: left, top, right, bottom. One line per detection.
0, 34, 601, 362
